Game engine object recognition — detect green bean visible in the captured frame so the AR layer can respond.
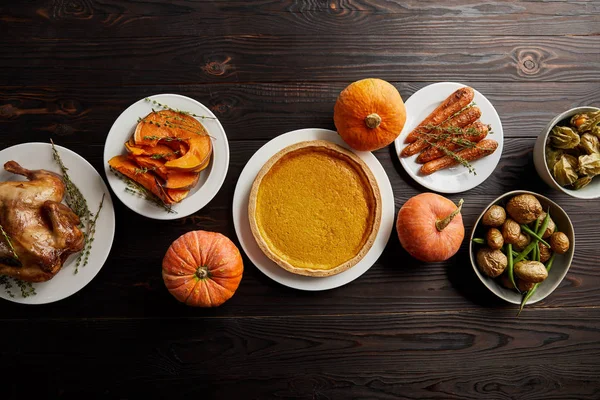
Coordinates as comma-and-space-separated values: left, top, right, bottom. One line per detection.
507, 243, 518, 292
514, 241, 537, 263
517, 254, 555, 316
532, 218, 541, 261
472, 238, 485, 245
537, 209, 551, 238
533, 218, 541, 235
520, 224, 551, 248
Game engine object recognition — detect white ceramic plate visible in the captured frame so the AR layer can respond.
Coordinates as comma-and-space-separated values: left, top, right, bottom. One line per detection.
393, 82, 503, 193
104, 94, 229, 220
0, 143, 115, 304
232, 128, 395, 291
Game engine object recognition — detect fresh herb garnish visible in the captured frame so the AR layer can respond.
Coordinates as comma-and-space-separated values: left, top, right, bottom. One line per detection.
51, 140, 103, 274
111, 167, 176, 214
0, 224, 18, 261
144, 98, 216, 119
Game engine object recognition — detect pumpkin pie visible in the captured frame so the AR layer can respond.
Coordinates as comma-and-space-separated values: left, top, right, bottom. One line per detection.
248, 140, 381, 277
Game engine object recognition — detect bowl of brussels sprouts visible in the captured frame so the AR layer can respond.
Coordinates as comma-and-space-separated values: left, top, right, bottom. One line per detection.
469, 191, 575, 313
534, 106, 600, 199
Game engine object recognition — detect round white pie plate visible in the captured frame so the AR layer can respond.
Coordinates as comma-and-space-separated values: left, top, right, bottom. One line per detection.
0, 142, 115, 304
232, 128, 395, 291
104, 94, 229, 220
393, 82, 504, 193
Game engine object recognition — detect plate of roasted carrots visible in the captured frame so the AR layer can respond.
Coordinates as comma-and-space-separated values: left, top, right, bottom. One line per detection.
394, 82, 503, 193
104, 94, 229, 219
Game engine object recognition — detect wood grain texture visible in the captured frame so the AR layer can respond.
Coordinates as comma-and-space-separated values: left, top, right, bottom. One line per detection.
2, 0, 599, 38
2, 309, 600, 399
1, 35, 599, 86
0, 82, 598, 145
1, 1, 600, 398
0, 138, 598, 319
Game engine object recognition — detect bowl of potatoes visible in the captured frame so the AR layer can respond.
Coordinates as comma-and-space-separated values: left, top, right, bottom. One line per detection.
469, 190, 575, 312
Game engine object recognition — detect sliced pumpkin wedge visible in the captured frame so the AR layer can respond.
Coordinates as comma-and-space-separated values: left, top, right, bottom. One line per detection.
108, 155, 173, 204
131, 155, 168, 180
164, 136, 212, 172
164, 171, 200, 190
134, 110, 207, 146
166, 188, 190, 203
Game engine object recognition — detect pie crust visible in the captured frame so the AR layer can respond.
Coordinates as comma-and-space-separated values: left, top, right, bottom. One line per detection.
248, 140, 382, 277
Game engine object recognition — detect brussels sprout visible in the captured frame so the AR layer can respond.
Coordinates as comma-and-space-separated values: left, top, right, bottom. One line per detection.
553, 154, 579, 186
486, 228, 504, 250
501, 219, 521, 245
477, 248, 507, 278
550, 232, 570, 254
506, 194, 543, 224
482, 205, 506, 227
514, 261, 548, 283
579, 133, 600, 155
578, 153, 600, 177
550, 126, 580, 149
545, 145, 565, 171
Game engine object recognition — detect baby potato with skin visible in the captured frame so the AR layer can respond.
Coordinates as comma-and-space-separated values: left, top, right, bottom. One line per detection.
550, 232, 570, 254
501, 219, 521, 245
513, 233, 531, 252
536, 211, 556, 239
517, 279, 536, 293
514, 261, 548, 283
482, 205, 506, 227
477, 247, 507, 278
538, 242, 553, 263
506, 194, 543, 224
486, 228, 504, 250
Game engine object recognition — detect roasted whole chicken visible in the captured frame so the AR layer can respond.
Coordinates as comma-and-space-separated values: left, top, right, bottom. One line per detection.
0, 161, 84, 282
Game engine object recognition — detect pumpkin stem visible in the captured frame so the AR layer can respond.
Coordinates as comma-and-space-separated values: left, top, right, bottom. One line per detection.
196, 266, 209, 280
435, 199, 464, 232
364, 113, 382, 129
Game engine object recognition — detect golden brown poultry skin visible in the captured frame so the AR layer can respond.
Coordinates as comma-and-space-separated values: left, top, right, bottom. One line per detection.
0, 161, 84, 282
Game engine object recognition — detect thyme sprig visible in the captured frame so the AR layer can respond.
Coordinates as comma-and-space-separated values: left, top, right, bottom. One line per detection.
78, 194, 105, 269
422, 138, 477, 174
0, 275, 36, 298
144, 98, 216, 119
111, 167, 176, 214
134, 167, 156, 175
142, 135, 184, 142
0, 224, 18, 260
151, 151, 180, 160
51, 140, 91, 220
0, 276, 14, 298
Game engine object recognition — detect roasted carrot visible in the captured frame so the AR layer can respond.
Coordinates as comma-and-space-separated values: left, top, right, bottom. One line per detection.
420, 139, 498, 175
401, 106, 481, 157
416, 121, 489, 164
404, 87, 474, 144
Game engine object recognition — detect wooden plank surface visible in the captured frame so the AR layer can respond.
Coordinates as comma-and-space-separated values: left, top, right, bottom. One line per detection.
1, 35, 599, 86
2, 308, 600, 399
1, 0, 599, 398
2, 0, 599, 37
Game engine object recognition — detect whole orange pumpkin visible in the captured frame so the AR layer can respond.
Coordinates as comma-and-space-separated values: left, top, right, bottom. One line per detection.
396, 193, 464, 262
162, 230, 243, 307
333, 78, 407, 151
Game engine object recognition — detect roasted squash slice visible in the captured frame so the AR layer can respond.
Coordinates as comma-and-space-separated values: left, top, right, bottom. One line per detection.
131, 155, 199, 190
133, 110, 206, 146
166, 189, 190, 203
125, 141, 180, 161
108, 155, 174, 204
164, 136, 212, 171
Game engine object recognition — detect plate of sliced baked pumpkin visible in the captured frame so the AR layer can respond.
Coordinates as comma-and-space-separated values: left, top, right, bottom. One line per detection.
104, 94, 229, 220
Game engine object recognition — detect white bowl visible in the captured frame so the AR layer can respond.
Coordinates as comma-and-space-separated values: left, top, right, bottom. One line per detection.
469, 190, 575, 305
533, 106, 600, 199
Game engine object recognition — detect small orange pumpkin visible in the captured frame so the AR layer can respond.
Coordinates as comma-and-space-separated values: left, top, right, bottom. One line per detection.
396, 193, 465, 262
162, 230, 243, 307
333, 78, 407, 151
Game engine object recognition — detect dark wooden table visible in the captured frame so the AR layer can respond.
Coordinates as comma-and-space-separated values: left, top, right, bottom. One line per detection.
1, 1, 600, 399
